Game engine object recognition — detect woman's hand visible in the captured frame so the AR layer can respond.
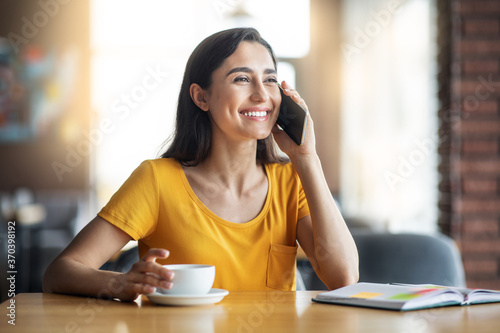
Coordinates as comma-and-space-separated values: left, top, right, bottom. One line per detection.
272, 80, 317, 161
43, 218, 177, 302
114, 248, 174, 301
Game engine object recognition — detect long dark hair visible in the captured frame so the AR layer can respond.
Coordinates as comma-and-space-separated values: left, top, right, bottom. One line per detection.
160, 27, 286, 166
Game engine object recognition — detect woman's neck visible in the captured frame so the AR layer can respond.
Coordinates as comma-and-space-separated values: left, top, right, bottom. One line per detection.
196, 139, 264, 195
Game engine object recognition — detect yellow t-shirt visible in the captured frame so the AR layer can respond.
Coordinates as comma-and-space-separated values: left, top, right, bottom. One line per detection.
98, 158, 310, 291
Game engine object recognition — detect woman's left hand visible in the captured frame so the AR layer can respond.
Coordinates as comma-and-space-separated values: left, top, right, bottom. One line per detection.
272, 80, 317, 160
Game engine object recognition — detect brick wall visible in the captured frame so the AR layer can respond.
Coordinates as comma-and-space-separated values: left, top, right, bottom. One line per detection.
438, 0, 500, 290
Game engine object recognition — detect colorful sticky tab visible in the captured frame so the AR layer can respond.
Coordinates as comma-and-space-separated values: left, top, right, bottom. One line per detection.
414, 288, 440, 295
350, 292, 383, 299
389, 293, 422, 301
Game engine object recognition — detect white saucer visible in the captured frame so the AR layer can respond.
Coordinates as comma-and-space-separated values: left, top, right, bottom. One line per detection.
146, 288, 229, 306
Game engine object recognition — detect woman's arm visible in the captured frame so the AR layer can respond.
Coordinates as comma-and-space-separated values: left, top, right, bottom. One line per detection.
42, 216, 174, 301
294, 156, 359, 289
272, 81, 359, 290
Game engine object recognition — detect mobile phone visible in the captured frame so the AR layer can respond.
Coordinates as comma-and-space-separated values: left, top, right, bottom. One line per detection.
276, 83, 308, 146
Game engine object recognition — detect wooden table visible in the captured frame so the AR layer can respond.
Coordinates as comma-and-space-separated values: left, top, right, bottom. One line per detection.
2, 291, 500, 332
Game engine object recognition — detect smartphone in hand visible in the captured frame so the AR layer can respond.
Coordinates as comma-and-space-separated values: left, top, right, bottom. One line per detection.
276, 83, 308, 146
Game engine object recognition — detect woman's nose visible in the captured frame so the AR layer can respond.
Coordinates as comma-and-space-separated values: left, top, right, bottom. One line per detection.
250, 82, 269, 102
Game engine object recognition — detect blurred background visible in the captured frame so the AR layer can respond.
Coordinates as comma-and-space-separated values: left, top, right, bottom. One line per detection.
0, 0, 499, 299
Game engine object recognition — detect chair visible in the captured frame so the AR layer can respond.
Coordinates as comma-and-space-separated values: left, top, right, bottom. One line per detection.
353, 231, 466, 287
297, 231, 466, 290
297, 259, 328, 290
27, 194, 80, 292
103, 246, 139, 273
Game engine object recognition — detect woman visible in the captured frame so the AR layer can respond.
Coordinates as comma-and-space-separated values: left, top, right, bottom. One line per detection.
43, 27, 358, 301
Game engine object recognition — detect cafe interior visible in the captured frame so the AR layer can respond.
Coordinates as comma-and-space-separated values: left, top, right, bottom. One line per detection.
0, 0, 499, 312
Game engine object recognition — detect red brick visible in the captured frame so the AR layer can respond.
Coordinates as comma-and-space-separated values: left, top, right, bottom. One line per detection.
453, 77, 500, 96
463, 19, 500, 36
445, 3, 500, 292
455, 1, 500, 15
462, 140, 499, 155
462, 239, 500, 254
462, 218, 499, 234
459, 199, 500, 214
462, 60, 500, 75
462, 178, 498, 194
460, 120, 500, 134
460, 159, 500, 174
463, 259, 498, 274
462, 99, 498, 116
457, 40, 500, 55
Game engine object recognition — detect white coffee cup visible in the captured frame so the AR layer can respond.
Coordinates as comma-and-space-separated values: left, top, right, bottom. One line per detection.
158, 264, 215, 295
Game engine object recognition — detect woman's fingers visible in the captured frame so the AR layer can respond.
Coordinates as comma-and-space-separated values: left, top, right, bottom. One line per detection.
281, 80, 293, 91
138, 248, 173, 280
280, 80, 308, 111
120, 248, 175, 297
127, 269, 173, 290
141, 248, 169, 262
130, 282, 155, 295
132, 260, 173, 280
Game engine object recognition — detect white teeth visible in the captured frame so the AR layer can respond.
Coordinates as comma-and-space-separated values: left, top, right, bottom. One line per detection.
243, 111, 267, 117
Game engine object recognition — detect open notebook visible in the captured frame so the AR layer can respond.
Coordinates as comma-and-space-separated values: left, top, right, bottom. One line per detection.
312, 282, 500, 311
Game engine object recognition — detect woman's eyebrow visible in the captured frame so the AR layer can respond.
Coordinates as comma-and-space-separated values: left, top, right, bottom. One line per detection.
226, 67, 277, 76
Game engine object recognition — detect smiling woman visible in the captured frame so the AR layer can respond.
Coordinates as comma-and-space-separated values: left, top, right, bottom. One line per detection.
89, 0, 307, 211
43, 27, 358, 301
161, 29, 284, 166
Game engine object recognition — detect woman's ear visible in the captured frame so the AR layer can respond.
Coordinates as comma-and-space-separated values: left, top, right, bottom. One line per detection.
190, 83, 210, 111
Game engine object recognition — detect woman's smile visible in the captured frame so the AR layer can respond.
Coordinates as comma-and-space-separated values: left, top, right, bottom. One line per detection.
239, 107, 271, 121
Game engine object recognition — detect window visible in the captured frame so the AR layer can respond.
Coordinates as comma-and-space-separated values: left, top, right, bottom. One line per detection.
340, 0, 438, 233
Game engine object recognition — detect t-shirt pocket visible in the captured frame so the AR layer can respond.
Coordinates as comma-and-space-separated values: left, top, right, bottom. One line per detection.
266, 243, 298, 290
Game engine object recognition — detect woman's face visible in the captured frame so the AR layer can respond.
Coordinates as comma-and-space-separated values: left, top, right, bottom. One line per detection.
203, 41, 280, 143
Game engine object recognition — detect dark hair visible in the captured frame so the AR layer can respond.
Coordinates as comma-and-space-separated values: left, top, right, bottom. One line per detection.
160, 27, 286, 166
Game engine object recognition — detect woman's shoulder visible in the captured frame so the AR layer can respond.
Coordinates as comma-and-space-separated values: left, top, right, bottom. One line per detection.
265, 161, 297, 179
266, 162, 303, 196
142, 157, 179, 168
134, 158, 181, 177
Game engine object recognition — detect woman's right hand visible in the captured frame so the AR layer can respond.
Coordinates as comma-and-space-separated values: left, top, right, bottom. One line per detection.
114, 248, 174, 301
43, 218, 175, 302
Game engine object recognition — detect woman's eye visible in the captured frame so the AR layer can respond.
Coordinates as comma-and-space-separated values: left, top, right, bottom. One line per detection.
234, 76, 250, 83
266, 77, 278, 83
